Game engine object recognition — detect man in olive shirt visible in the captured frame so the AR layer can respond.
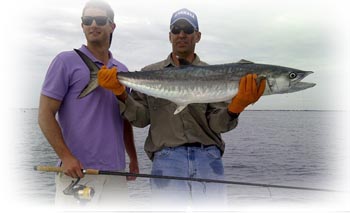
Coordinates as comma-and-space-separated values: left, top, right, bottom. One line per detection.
98, 8, 265, 210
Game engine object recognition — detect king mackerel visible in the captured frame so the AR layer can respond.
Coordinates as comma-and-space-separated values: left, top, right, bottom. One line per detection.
76, 50, 316, 114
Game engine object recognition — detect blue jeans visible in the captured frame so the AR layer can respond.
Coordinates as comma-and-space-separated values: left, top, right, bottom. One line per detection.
151, 145, 227, 210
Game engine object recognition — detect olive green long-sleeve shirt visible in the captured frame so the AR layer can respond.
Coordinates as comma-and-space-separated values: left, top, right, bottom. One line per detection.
119, 54, 239, 160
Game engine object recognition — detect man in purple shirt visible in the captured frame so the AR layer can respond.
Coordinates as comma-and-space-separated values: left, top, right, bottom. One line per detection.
38, 0, 138, 208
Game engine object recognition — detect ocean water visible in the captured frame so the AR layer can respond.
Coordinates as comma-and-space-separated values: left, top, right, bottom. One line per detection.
13, 109, 349, 209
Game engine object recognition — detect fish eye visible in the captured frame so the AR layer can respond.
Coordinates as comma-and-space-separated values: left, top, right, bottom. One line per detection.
289, 72, 297, 79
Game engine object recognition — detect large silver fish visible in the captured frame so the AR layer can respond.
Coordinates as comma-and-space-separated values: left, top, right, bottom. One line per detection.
78, 57, 316, 114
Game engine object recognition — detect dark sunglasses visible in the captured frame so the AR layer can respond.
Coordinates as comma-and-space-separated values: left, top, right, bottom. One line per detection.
81, 16, 111, 26
171, 25, 195, 34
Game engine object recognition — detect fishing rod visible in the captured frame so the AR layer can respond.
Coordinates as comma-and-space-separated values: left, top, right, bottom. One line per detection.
34, 165, 339, 193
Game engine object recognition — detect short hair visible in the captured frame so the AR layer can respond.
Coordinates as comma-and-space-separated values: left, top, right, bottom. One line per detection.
82, 0, 114, 23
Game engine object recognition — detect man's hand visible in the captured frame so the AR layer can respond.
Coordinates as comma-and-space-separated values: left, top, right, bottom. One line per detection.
228, 74, 266, 113
127, 160, 139, 181
61, 155, 84, 178
98, 65, 126, 95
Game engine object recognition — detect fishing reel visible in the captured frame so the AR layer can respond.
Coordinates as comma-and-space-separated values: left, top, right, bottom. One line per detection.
63, 178, 95, 204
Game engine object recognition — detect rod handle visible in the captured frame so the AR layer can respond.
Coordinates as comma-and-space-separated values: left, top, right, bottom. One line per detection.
34, 165, 99, 175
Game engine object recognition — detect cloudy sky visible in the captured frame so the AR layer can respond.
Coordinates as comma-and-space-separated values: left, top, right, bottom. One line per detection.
2, 0, 349, 111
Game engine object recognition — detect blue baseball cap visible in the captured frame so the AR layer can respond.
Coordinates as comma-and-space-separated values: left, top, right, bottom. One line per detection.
170, 8, 199, 30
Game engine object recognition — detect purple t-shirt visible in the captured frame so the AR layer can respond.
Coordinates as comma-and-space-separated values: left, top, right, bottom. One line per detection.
41, 45, 127, 171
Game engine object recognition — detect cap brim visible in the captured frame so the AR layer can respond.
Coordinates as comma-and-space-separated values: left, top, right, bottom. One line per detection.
170, 18, 198, 30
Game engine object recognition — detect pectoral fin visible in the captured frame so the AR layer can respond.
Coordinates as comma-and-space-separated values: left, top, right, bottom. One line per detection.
174, 105, 188, 115
257, 75, 272, 95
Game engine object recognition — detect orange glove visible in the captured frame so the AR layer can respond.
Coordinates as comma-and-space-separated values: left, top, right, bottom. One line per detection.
228, 74, 266, 113
97, 65, 125, 96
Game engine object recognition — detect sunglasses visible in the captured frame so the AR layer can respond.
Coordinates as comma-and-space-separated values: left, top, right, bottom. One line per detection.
81, 16, 111, 26
171, 25, 196, 34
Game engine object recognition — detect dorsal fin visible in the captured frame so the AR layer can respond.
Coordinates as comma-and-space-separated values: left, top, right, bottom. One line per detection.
237, 59, 254, 64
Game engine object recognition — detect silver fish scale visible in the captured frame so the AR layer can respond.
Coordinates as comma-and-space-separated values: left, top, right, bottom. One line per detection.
118, 63, 311, 99
119, 68, 239, 104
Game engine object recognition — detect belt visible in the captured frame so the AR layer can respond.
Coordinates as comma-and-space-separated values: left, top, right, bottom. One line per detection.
182, 142, 213, 148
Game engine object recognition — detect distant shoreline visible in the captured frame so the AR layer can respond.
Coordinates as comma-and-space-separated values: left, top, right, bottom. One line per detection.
14, 108, 346, 112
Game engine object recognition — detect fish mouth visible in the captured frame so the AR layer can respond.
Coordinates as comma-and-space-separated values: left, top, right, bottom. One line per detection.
303, 71, 314, 78
262, 70, 316, 95
289, 71, 316, 93
289, 82, 316, 93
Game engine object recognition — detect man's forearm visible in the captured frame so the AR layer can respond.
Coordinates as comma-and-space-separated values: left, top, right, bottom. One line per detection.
123, 119, 138, 162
